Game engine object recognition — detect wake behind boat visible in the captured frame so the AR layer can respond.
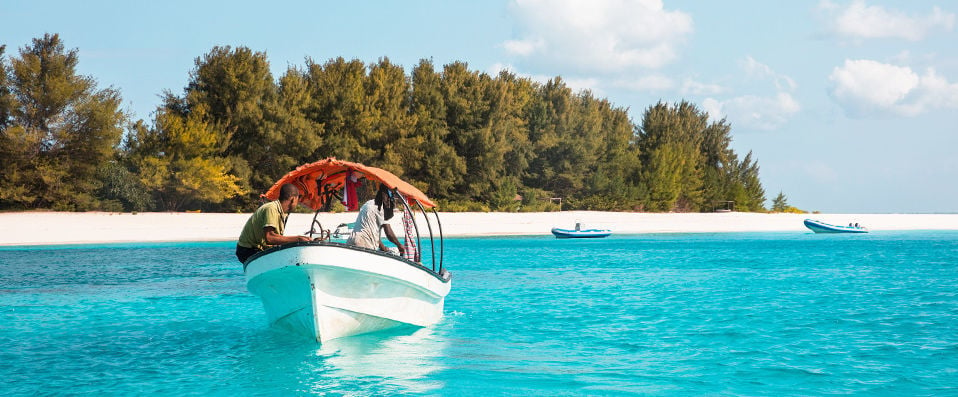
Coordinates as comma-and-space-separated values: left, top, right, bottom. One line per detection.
804, 218, 868, 234
243, 158, 451, 342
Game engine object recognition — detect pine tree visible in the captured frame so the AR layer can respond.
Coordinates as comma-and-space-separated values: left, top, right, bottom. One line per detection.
188, 46, 319, 206
772, 191, 788, 212
440, 61, 497, 200
366, 57, 416, 173
127, 97, 244, 211
400, 59, 465, 199
0, 34, 126, 210
637, 101, 705, 211
306, 57, 373, 162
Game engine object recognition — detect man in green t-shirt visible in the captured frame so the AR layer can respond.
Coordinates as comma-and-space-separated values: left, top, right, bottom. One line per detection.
236, 183, 310, 263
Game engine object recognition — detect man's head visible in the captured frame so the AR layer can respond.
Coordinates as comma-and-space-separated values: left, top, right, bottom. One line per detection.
279, 183, 300, 212
374, 184, 395, 220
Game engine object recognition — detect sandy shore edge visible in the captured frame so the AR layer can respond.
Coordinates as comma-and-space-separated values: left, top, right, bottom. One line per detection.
2, 211, 957, 246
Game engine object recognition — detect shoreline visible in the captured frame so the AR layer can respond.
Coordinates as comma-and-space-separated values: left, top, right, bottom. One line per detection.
3, 211, 958, 246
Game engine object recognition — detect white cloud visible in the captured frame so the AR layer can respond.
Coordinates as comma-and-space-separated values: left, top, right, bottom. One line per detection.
829, 60, 918, 110
488, 63, 602, 94
820, 0, 955, 41
743, 56, 797, 91
701, 98, 724, 121
681, 78, 724, 96
704, 93, 801, 131
501, 39, 540, 56
889, 50, 912, 64
828, 59, 958, 117
565, 78, 603, 94
488, 63, 511, 76
504, 0, 693, 73
489, 62, 552, 84
919, 69, 958, 109
614, 74, 674, 92
701, 58, 800, 130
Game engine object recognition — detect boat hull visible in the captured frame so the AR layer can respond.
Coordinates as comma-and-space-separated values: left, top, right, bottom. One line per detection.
551, 227, 612, 239
803, 219, 868, 234
244, 242, 451, 342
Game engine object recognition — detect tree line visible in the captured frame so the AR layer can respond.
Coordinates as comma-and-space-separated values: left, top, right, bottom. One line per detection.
0, 34, 767, 213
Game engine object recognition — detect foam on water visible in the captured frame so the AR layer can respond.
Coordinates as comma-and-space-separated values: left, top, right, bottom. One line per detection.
2, 232, 957, 395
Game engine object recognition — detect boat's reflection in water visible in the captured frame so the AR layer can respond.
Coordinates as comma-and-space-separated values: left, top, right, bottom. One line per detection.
303, 325, 448, 394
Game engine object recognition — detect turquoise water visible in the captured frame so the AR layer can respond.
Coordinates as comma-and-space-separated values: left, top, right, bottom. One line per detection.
2, 232, 957, 395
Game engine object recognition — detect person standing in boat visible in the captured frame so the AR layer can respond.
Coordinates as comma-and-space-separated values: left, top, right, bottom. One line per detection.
347, 184, 405, 256
235, 183, 311, 263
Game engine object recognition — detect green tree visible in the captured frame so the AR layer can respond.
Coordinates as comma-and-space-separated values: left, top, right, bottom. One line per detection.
735, 151, 766, 211
0, 45, 12, 130
306, 57, 373, 162
0, 44, 20, 204
582, 99, 642, 210
365, 57, 416, 173
636, 101, 706, 212
0, 34, 126, 210
398, 59, 465, 199
95, 159, 152, 211
264, 67, 323, 183
525, 77, 571, 196
481, 70, 534, 209
4, 38, 773, 213
127, 98, 244, 211
641, 143, 686, 211
440, 61, 499, 200
771, 191, 788, 212
699, 117, 734, 209
185, 46, 321, 206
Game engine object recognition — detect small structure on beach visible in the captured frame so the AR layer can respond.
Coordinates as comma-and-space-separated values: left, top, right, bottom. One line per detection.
714, 201, 734, 213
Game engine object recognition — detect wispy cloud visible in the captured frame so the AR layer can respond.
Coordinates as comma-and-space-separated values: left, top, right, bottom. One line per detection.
829, 59, 958, 117
703, 93, 800, 131
702, 58, 800, 131
819, 0, 955, 41
743, 56, 796, 91
680, 78, 724, 96
488, 63, 603, 94
503, 0, 693, 74
613, 74, 675, 92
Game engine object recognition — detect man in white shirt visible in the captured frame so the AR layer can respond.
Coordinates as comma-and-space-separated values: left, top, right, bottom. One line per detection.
347, 184, 405, 256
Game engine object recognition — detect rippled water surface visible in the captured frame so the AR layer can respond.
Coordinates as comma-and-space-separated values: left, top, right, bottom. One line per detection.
2, 232, 957, 395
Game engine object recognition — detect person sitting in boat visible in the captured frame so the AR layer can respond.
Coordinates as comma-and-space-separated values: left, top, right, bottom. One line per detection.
347, 184, 405, 256
235, 183, 311, 263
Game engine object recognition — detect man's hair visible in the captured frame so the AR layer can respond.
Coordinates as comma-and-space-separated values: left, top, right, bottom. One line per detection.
374, 184, 395, 220
279, 183, 299, 201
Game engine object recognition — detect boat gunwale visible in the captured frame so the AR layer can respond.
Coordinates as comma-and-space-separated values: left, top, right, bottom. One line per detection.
243, 241, 451, 283
551, 228, 612, 234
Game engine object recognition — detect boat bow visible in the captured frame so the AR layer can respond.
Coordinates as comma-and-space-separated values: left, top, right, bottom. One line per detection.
245, 242, 451, 342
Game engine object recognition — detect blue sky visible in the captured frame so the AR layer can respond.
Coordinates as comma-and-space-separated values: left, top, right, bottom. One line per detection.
2, 0, 956, 213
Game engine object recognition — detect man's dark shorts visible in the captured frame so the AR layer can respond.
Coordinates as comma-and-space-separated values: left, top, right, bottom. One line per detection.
236, 245, 261, 264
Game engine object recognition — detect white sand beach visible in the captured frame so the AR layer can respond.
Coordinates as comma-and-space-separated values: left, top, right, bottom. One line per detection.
2, 211, 958, 246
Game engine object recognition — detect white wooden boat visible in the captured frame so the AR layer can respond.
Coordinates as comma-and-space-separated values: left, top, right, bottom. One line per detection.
244, 158, 451, 342
244, 242, 450, 342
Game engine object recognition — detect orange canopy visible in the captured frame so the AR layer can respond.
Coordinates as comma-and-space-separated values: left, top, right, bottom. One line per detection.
261, 158, 436, 210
